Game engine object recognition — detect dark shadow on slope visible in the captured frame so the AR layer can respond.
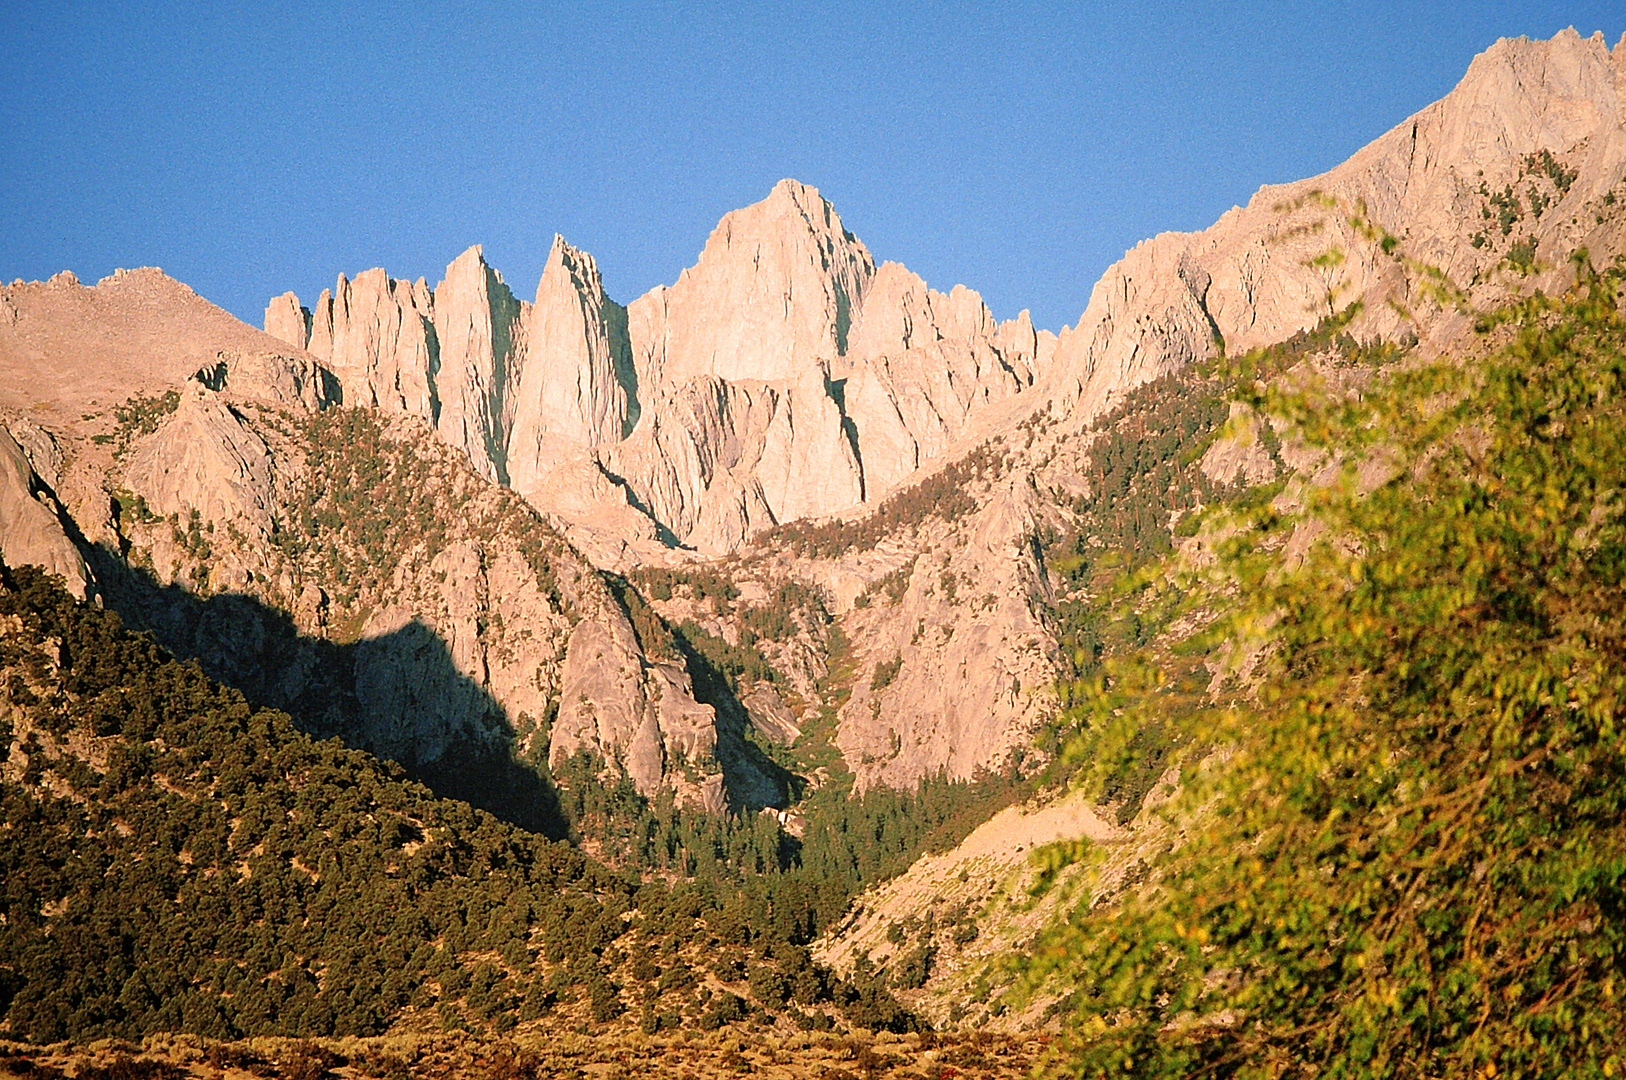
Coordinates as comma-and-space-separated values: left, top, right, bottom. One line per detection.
604, 299, 641, 438
592, 459, 685, 549
822, 373, 866, 503
485, 265, 523, 486
600, 573, 799, 813
669, 630, 803, 813
84, 544, 570, 840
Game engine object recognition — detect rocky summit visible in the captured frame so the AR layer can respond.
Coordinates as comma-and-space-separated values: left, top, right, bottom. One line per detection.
264, 179, 1055, 559
5, 27, 1626, 1070
0, 30, 1620, 809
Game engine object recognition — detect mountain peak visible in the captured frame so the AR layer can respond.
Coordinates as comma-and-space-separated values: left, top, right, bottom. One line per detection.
640, 179, 874, 385
765, 176, 827, 214
1, 266, 311, 419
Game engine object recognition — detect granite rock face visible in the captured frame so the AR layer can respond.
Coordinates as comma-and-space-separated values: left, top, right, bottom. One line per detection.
0, 262, 784, 815
842, 262, 1055, 496
432, 245, 521, 484
263, 291, 309, 351
1, 266, 332, 418
627, 179, 874, 387
266, 181, 1055, 553
123, 385, 279, 540
830, 474, 1060, 791
506, 236, 634, 505
293, 247, 521, 484
1045, 28, 1626, 421
104, 400, 780, 815
307, 269, 438, 418
0, 428, 90, 597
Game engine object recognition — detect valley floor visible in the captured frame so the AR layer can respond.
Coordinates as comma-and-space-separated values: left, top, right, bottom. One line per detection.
0, 1030, 1046, 1080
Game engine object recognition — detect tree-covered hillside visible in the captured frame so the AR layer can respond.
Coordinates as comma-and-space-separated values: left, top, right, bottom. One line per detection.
0, 566, 920, 1043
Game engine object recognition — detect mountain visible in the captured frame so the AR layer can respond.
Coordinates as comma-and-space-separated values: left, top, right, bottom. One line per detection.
1036, 28, 1626, 424
1, 270, 791, 817
0, 564, 909, 1044
814, 25, 1626, 789
264, 180, 1054, 558
3, 30, 1624, 806
244, 29, 1626, 795
4, 28, 1626, 1064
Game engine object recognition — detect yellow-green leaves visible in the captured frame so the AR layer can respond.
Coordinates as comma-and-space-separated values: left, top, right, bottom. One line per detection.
1045, 281, 1626, 1078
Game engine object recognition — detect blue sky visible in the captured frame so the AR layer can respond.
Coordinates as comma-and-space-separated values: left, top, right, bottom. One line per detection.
3, 2, 1621, 333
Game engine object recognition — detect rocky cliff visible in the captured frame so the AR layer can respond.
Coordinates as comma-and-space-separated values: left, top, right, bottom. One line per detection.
0, 427, 89, 598
696, 28, 1626, 791
2, 271, 788, 822
267, 180, 1056, 554
1042, 28, 1626, 423
3, 30, 1623, 814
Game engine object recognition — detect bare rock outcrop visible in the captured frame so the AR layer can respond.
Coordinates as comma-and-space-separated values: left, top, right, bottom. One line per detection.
353, 538, 564, 768
604, 369, 865, 552
1046, 29, 1626, 422
200, 347, 331, 411
264, 291, 310, 350
0, 428, 90, 597
841, 268, 1052, 496
551, 604, 735, 812
611, 186, 1051, 538
307, 269, 438, 418
285, 247, 527, 486
506, 236, 634, 503
433, 245, 521, 483
108, 397, 765, 812
607, 377, 766, 545
1, 267, 331, 422
832, 474, 1059, 790
5, 418, 64, 492
123, 385, 279, 540
264, 180, 1056, 554
627, 179, 875, 386
754, 366, 866, 523
1, 254, 794, 812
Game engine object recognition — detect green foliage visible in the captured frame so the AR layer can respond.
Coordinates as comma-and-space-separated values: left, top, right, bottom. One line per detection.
276, 409, 571, 617
1508, 235, 1539, 274
171, 509, 213, 563
861, 557, 918, 606
1039, 280, 1626, 1076
1485, 182, 1524, 236
0, 568, 924, 1040
627, 565, 739, 607
1213, 301, 1399, 385
1526, 148, 1578, 194
110, 490, 158, 526
1043, 305, 1406, 695
1048, 307, 1388, 590
869, 656, 902, 692
889, 944, 935, 991
602, 574, 678, 664
553, 747, 1026, 953
1074, 372, 1229, 558
739, 580, 829, 644
110, 391, 181, 451
0, 566, 630, 1043
671, 620, 779, 695
762, 443, 1007, 558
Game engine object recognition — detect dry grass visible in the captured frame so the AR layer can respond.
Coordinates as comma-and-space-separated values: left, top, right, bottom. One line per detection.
0, 1028, 1047, 1080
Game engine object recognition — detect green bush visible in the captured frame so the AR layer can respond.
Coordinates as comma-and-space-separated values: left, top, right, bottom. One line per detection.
1039, 279, 1626, 1076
